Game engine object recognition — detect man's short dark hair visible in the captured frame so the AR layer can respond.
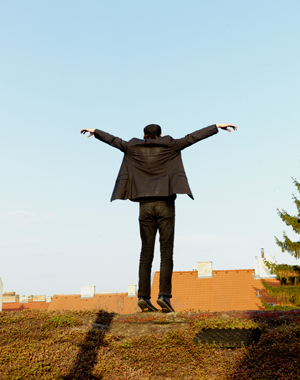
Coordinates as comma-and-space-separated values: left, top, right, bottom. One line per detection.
144, 124, 162, 139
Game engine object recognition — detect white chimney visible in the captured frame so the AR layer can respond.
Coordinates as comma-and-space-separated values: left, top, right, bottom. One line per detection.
254, 256, 260, 278
197, 262, 213, 278
254, 250, 277, 279
80, 286, 96, 299
127, 285, 137, 297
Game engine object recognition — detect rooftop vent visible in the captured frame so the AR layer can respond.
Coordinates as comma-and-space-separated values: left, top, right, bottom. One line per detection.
127, 285, 137, 297
80, 286, 96, 299
197, 261, 213, 278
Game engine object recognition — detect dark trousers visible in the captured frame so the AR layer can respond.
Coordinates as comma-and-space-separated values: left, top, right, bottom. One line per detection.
138, 201, 175, 299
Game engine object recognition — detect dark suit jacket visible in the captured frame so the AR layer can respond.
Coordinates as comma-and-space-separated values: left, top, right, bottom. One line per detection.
94, 124, 218, 201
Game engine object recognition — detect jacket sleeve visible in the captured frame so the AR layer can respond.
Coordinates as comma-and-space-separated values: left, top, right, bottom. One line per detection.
94, 129, 128, 152
172, 124, 219, 151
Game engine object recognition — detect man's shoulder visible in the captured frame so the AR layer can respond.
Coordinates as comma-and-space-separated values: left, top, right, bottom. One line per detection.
159, 135, 173, 141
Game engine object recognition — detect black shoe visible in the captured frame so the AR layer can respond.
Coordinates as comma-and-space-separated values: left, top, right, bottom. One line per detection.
138, 297, 158, 312
157, 296, 175, 313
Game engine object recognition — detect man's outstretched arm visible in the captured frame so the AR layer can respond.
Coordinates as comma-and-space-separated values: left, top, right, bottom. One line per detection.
172, 123, 238, 151
80, 128, 128, 152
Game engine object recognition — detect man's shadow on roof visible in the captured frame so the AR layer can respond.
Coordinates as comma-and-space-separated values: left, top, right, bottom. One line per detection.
62, 310, 114, 380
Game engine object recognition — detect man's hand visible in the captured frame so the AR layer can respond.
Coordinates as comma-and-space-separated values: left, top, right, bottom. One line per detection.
80, 128, 95, 137
216, 124, 238, 132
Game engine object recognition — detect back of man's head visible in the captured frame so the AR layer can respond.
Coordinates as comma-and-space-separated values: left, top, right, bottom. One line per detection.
144, 124, 162, 139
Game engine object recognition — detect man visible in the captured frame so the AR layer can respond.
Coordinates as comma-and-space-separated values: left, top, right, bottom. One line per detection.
81, 122, 237, 313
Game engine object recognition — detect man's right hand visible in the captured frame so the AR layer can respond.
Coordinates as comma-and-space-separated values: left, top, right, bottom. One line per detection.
80, 128, 95, 137
216, 124, 238, 132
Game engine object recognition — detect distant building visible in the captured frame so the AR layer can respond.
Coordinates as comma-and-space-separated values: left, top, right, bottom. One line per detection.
2, 252, 280, 314
2, 291, 51, 312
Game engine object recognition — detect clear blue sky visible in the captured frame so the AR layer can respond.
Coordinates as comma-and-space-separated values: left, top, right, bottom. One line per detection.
1, 1, 300, 296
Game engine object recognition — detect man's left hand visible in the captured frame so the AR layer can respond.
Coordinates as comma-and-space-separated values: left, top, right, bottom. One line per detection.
81, 128, 95, 137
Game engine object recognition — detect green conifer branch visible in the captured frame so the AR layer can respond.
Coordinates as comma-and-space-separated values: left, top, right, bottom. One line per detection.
294, 196, 300, 215
260, 298, 299, 311
292, 177, 300, 194
262, 259, 277, 274
276, 209, 300, 233
263, 259, 300, 283
261, 280, 300, 306
275, 233, 300, 259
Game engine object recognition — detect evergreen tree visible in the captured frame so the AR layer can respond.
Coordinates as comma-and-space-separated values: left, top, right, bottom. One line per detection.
275, 177, 300, 258
261, 178, 300, 310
